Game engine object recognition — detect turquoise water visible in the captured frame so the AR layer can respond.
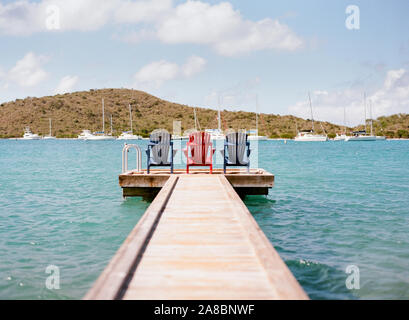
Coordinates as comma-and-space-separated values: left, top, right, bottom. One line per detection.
0, 139, 408, 299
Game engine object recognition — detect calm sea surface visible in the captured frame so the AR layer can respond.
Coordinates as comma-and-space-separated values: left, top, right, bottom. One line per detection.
0, 139, 408, 299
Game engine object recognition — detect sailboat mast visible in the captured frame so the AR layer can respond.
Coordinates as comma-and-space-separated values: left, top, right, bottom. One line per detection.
308, 92, 314, 132
110, 115, 113, 136
364, 93, 367, 133
102, 98, 105, 133
369, 99, 373, 136
129, 104, 133, 133
255, 95, 259, 135
343, 106, 346, 135
49, 118, 52, 136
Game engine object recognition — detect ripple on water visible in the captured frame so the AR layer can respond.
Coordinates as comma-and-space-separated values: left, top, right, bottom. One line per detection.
1, 140, 409, 299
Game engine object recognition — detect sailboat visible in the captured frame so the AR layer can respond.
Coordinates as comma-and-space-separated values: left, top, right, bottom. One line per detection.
118, 104, 141, 140
248, 95, 267, 141
78, 99, 115, 140
334, 106, 348, 141
370, 100, 386, 140
345, 94, 376, 141
43, 118, 56, 140
206, 109, 225, 140
294, 93, 328, 141
206, 95, 225, 141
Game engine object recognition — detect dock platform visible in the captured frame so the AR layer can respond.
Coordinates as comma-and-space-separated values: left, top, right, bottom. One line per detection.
119, 168, 275, 198
85, 174, 307, 300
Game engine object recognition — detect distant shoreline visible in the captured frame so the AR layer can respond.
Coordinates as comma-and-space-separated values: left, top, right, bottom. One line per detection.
3, 137, 409, 141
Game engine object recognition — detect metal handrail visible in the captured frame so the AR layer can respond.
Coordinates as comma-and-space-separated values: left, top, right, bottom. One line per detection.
122, 143, 142, 173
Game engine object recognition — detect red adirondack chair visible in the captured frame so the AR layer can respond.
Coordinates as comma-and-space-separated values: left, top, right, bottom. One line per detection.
183, 131, 215, 173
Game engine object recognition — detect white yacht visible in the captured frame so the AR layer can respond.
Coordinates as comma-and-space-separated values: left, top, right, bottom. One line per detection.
206, 107, 225, 141
43, 118, 56, 140
117, 131, 141, 140
247, 130, 268, 141
248, 95, 268, 141
117, 104, 141, 140
22, 127, 41, 140
248, 135, 268, 141
294, 93, 328, 142
345, 95, 378, 142
369, 100, 386, 140
78, 130, 115, 141
334, 106, 349, 141
205, 129, 225, 141
334, 133, 348, 141
78, 99, 115, 141
78, 130, 93, 140
295, 130, 328, 142
345, 131, 376, 141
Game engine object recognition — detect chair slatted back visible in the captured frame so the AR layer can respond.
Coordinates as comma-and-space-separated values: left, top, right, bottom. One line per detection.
189, 131, 212, 164
150, 130, 170, 164
226, 132, 248, 165
226, 132, 237, 164
236, 132, 248, 165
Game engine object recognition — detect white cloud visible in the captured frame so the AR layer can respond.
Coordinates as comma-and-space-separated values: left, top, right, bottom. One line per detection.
114, 29, 155, 44
134, 60, 180, 89
0, 0, 303, 56
0, 1, 45, 35
113, 0, 173, 24
54, 75, 79, 94
156, 1, 303, 56
288, 69, 409, 126
8, 52, 48, 87
133, 55, 206, 89
0, 0, 172, 35
181, 56, 206, 77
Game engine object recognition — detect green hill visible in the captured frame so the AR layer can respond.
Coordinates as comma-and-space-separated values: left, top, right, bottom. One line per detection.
0, 88, 407, 139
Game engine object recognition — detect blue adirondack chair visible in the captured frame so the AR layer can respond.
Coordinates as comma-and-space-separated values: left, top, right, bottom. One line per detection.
222, 132, 251, 173
146, 130, 177, 174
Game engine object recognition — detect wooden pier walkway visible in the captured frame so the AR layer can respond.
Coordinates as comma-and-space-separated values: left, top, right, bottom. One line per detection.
85, 174, 307, 300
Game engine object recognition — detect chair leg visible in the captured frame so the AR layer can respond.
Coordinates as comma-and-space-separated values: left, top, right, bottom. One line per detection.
171, 145, 174, 174
223, 162, 226, 174
210, 164, 212, 174
186, 164, 189, 174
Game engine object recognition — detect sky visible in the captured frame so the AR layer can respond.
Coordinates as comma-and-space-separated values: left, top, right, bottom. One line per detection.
0, 0, 408, 125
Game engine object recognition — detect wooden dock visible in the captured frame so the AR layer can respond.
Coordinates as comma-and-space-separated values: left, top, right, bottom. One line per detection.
85, 173, 308, 300
119, 168, 275, 198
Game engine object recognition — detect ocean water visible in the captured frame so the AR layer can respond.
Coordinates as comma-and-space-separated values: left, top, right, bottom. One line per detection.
0, 139, 408, 300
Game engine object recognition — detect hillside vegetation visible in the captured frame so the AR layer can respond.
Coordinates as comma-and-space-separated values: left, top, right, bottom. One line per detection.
0, 88, 407, 139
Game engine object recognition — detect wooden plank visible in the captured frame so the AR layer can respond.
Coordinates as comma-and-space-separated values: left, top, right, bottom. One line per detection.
86, 174, 307, 300
84, 176, 179, 300
217, 176, 308, 299
119, 168, 274, 197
